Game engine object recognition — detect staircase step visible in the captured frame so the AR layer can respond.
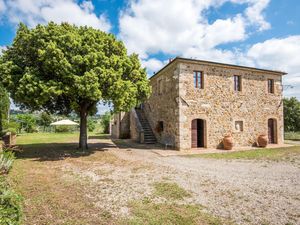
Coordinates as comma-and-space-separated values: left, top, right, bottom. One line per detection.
136, 109, 156, 144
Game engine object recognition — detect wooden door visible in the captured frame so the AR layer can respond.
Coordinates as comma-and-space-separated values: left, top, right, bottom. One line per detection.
191, 119, 197, 148
268, 119, 275, 144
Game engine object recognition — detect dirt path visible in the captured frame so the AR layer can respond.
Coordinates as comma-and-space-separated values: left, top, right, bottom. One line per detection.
111, 140, 300, 225
10, 136, 300, 225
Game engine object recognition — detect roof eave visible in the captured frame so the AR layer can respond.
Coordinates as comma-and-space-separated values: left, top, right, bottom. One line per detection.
149, 57, 287, 80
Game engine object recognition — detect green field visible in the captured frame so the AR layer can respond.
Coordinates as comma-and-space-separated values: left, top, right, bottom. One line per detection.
16, 132, 80, 145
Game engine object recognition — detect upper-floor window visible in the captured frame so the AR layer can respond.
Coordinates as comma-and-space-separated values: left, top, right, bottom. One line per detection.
234, 75, 241, 91
268, 79, 274, 93
194, 71, 203, 89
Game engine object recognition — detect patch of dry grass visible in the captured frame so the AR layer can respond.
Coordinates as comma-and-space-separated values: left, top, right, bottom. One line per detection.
153, 182, 191, 200
121, 198, 226, 225
9, 157, 119, 225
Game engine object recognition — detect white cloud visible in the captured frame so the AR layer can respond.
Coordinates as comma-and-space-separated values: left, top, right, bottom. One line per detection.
119, 0, 270, 59
141, 58, 165, 74
0, 0, 6, 14
246, 36, 300, 98
0, 45, 6, 55
244, 0, 271, 31
4, 0, 111, 31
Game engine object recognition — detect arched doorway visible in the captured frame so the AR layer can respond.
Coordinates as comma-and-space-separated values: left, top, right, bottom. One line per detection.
268, 118, 277, 144
191, 119, 205, 148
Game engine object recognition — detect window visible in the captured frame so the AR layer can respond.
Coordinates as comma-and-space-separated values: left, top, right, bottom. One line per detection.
234, 75, 241, 91
268, 79, 274, 93
193, 71, 203, 89
235, 121, 243, 132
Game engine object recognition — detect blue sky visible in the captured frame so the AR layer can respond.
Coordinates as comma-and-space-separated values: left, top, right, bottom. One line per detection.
0, 0, 299, 114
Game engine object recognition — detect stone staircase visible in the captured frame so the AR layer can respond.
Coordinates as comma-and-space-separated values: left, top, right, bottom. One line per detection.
135, 108, 157, 144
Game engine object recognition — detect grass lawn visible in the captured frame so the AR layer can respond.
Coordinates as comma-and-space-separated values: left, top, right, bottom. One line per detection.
188, 146, 300, 161
284, 132, 300, 141
17, 132, 80, 145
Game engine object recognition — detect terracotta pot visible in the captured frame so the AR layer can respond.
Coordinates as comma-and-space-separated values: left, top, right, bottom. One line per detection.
223, 135, 233, 150
257, 134, 268, 147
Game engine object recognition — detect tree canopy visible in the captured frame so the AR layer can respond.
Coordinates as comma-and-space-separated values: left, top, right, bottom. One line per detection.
283, 97, 300, 132
0, 22, 150, 148
0, 84, 10, 134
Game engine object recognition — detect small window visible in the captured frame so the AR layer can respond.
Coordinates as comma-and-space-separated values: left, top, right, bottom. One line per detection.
235, 121, 243, 132
234, 75, 241, 91
268, 79, 274, 93
193, 71, 203, 89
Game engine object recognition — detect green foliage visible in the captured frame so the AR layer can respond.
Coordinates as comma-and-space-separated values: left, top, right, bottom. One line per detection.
38, 112, 53, 130
15, 114, 37, 133
0, 151, 15, 175
284, 131, 300, 141
0, 176, 23, 225
0, 22, 150, 148
2, 120, 20, 135
100, 112, 111, 134
283, 97, 300, 132
87, 118, 96, 132
0, 84, 10, 133
55, 125, 74, 133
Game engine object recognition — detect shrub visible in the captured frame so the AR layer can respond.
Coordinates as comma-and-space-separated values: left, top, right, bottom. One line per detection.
100, 112, 111, 134
0, 151, 15, 175
87, 119, 96, 132
0, 176, 23, 225
55, 125, 73, 133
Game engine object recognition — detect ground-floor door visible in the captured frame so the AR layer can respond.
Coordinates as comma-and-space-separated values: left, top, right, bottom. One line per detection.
191, 119, 205, 148
268, 118, 276, 144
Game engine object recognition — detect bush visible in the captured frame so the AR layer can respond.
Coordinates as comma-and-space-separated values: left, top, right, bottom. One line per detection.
87, 119, 96, 132
0, 176, 22, 225
100, 112, 111, 134
55, 125, 73, 133
0, 151, 15, 175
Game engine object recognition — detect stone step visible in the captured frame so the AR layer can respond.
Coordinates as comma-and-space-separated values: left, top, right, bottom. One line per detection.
136, 109, 156, 143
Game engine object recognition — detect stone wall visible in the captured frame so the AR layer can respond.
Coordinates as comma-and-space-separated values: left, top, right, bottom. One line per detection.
129, 109, 144, 143
177, 61, 284, 150
110, 112, 130, 139
143, 63, 180, 148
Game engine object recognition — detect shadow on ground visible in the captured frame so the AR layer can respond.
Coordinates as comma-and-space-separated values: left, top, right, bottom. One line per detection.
16, 134, 114, 161
111, 138, 167, 150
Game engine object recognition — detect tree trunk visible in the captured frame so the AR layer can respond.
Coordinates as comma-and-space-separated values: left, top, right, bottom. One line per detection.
79, 105, 88, 150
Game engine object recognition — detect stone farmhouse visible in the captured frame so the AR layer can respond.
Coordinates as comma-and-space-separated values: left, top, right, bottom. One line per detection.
111, 57, 286, 150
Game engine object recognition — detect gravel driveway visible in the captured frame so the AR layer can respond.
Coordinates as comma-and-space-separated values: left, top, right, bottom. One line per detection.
109, 140, 300, 225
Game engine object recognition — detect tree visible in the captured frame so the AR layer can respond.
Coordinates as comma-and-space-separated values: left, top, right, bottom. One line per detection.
38, 112, 53, 131
15, 114, 37, 133
0, 23, 150, 149
0, 84, 10, 134
283, 97, 300, 132
100, 112, 111, 134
